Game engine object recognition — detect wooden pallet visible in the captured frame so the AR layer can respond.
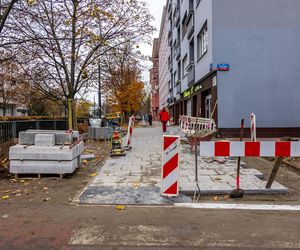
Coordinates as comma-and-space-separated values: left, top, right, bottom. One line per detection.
14, 173, 66, 180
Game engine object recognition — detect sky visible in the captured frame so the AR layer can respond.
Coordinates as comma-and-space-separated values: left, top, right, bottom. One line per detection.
89, 0, 165, 102
140, 0, 166, 90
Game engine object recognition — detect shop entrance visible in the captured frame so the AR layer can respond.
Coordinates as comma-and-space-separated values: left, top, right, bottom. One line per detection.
192, 95, 198, 117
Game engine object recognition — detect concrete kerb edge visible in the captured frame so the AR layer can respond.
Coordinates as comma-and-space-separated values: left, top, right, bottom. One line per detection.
72, 157, 108, 204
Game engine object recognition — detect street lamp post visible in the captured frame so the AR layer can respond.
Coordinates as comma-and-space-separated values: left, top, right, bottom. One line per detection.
98, 62, 102, 118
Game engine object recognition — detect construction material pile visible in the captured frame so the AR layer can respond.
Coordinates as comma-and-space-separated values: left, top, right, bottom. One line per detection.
9, 130, 84, 175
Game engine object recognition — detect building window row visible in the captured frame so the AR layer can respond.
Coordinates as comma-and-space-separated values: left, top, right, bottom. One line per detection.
197, 22, 208, 60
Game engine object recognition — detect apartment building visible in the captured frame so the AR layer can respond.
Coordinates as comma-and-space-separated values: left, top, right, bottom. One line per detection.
164, 0, 300, 136
158, 5, 171, 110
150, 38, 160, 120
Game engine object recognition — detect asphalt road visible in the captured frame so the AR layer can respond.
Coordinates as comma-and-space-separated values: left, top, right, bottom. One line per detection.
1, 203, 300, 249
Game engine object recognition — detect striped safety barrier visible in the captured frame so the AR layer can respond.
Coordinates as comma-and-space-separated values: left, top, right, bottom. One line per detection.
126, 115, 135, 147
250, 113, 256, 141
199, 141, 300, 157
161, 135, 180, 196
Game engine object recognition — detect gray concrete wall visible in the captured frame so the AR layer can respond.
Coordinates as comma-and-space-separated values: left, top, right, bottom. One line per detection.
194, 0, 213, 82
213, 0, 300, 128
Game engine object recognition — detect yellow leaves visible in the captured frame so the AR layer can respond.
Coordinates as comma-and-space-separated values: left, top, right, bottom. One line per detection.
2, 195, 9, 200
89, 173, 97, 177
81, 70, 88, 79
116, 205, 125, 210
26, 0, 36, 6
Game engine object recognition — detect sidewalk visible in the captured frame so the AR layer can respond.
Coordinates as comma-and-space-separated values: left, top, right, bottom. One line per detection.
78, 125, 288, 205
79, 123, 188, 205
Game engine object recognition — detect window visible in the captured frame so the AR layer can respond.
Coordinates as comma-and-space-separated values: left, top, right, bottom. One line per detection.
189, 37, 194, 62
182, 55, 187, 77
182, 12, 187, 39
197, 22, 208, 59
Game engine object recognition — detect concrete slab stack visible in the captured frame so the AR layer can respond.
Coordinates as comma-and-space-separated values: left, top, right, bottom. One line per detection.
9, 130, 84, 175
88, 126, 109, 140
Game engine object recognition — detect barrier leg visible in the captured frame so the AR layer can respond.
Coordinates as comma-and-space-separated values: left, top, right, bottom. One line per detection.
266, 157, 283, 188
193, 142, 201, 202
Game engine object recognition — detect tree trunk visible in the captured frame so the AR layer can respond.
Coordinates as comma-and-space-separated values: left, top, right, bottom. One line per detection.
67, 97, 73, 129
72, 100, 78, 130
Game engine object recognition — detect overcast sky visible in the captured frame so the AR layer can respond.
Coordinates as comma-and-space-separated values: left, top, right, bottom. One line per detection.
89, 1, 165, 102
140, 0, 166, 88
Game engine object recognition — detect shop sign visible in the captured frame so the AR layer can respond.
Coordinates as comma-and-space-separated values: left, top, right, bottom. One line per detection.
217, 64, 230, 71
183, 83, 202, 98
210, 63, 230, 71
167, 97, 174, 104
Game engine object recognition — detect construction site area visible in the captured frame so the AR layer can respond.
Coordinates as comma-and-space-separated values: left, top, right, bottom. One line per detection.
1, 117, 300, 248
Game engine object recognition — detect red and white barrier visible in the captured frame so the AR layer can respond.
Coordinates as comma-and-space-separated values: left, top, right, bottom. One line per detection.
126, 115, 135, 147
161, 135, 180, 196
199, 141, 300, 157
170, 116, 174, 126
250, 113, 256, 141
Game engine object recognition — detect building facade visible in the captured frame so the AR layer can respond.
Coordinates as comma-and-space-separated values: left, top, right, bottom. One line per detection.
150, 38, 160, 120
161, 0, 300, 136
158, 5, 171, 111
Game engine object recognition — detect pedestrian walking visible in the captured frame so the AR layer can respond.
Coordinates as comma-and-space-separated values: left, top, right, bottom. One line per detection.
148, 113, 153, 126
159, 107, 169, 132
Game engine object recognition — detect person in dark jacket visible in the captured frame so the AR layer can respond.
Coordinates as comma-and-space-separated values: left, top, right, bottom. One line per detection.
159, 107, 170, 132
148, 113, 153, 126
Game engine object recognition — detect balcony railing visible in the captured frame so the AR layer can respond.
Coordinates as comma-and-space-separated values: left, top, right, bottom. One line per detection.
168, 0, 172, 19
168, 29, 172, 45
174, 5, 180, 27
187, 11, 194, 39
186, 62, 195, 86
168, 56, 173, 72
175, 41, 181, 60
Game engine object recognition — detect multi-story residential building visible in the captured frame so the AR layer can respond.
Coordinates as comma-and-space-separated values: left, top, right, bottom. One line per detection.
158, 5, 171, 111
150, 38, 160, 120
163, 0, 300, 136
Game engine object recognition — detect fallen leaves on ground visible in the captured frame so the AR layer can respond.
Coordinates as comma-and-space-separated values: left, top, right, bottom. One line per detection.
2, 195, 9, 200
43, 198, 51, 202
116, 205, 125, 210
89, 173, 97, 177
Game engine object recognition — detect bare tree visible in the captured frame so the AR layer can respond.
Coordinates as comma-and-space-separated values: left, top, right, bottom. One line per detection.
2, 0, 155, 128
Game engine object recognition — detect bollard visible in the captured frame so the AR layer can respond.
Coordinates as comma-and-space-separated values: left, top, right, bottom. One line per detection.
161, 135, 180, 197
124, 115, 134, 150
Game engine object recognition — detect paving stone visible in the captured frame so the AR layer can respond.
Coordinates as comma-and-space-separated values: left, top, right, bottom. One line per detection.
19, 130, 74, 145
79, 126, 288, 205
10, 158, 78, 174
9, 142, 83, 161
34, 134, 55, 147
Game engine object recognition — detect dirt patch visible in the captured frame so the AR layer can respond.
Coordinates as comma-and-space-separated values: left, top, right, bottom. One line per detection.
233, 157, 300, 204
0, 140, 109, 206
0, 140, 16, 179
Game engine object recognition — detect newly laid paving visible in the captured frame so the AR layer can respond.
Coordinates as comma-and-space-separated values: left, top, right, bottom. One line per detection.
79, 125, 191, 205
79, 125, 288, 205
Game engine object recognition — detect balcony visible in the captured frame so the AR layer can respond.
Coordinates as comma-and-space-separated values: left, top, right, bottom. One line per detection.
168, 56, 173, 72
168, 29, 172, 45
168, 0, 172, 19
176, 80, 181, 94
186, 62, 195, 86
187, 11, 194, 39
175, 41, 181, 60
174, 5, 180, 27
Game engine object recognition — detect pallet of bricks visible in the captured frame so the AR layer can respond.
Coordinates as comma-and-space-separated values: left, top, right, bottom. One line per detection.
9, 130, 84, 179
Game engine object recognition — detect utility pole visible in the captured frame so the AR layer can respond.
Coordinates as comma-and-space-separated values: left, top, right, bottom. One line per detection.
98, 62, 102, 118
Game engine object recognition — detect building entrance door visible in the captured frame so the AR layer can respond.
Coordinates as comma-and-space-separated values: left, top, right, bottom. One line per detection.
192, 95, 197, 117
205, 94, 211, 118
